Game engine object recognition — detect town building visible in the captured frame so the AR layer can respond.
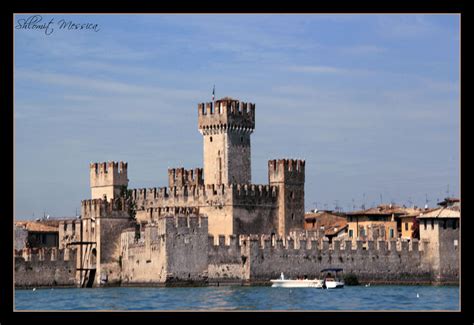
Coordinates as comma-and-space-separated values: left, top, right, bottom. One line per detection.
14, 221, 59, 250
304, 210, 348, 242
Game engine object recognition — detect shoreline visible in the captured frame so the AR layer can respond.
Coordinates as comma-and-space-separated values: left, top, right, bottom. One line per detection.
14, 280, 459, 290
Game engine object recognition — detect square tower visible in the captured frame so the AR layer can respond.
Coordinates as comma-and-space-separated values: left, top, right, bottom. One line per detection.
269, 159, 305, 236
198, 97, 255, 185
90, 161, 128, 200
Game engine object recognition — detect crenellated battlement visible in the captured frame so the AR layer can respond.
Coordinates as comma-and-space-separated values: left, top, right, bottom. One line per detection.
159, 214, 208, 231
15, 247, 77, 262
81, 197, 129, 218
90, 161, 128, 200
198, 98, 255, 134
168, 167, 203, 187
220, 234, 424, 254
130, 183, 280, 211
233, 184, 278, 198
268, 159, 305, 184
90, 161, 128, 175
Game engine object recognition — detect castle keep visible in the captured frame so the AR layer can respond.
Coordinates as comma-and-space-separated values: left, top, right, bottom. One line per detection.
131, 97, 305, 238
14, 97, 459, 288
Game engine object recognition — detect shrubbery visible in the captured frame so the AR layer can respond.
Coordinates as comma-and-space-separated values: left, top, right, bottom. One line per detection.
343, 273, 359, 285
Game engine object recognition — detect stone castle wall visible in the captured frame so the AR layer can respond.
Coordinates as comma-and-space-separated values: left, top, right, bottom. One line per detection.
15, 248, 77, 288
130, 183, 281, 237
120, 215, 209, 286
117, 214, 455, 286
243, 236, 433, 284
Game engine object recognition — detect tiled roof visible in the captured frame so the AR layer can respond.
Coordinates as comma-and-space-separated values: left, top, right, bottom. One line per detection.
15, 221, 59, 233
347, 204, 408, 216
304, 211, 348, 236
324, 223, 348, 236
417, 207, 460, 219
346, 205, 432, 217
400, 208, 438, 218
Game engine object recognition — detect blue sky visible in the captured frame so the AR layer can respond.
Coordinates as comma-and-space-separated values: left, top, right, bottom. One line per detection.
14, 14, 460, 218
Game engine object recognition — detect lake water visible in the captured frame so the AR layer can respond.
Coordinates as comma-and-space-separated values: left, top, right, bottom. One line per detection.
15, 285, 459, 311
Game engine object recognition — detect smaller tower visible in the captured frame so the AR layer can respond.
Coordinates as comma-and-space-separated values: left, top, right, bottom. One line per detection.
90, 161, 128, 200
168, 167, 204, 187
268, 159, 305, 237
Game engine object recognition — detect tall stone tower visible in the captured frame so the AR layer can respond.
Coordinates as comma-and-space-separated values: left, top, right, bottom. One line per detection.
269, 159, 305, 236
90, 161, 128, 200
198, 97, 255, 185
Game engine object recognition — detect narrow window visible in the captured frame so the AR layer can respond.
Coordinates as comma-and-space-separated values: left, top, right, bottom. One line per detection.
431, 219, 434, 230
210, 136, 213, 142
390, 229, 394, 238
291, 213, 295, 220
453, 220, 457, 230
424, 219, 427, 230
349, 229, 353, 238
405, 223, 408, 231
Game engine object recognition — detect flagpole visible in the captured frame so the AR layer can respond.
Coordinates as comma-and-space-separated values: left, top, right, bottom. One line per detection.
212, 85, 215, 109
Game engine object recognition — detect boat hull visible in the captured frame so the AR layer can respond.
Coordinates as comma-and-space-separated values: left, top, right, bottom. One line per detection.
324, 280, 344, 289
270, 279, 324, 288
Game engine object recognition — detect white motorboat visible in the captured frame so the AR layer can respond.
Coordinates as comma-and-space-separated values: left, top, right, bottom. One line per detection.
271, 273, 324, 288
320, 268, 344, 289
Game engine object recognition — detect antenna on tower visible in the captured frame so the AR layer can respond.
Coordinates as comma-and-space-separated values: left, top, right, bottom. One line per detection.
425, 194, 430, 209
379, 193, 383, 205
446, 184, 450, 198
361, 193, 366, 210
352, 198, 355, 210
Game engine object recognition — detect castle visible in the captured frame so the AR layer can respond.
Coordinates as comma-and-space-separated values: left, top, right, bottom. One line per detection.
14, 97, 459, 288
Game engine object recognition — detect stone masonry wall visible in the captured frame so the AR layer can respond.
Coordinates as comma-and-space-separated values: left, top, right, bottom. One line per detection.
15, 248, 77, 288
121, 215, 209, 285
243, 236, 433, 284
207, 235, 244, 282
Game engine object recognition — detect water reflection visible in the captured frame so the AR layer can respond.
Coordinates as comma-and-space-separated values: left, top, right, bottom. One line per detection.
15, 285, 459, 311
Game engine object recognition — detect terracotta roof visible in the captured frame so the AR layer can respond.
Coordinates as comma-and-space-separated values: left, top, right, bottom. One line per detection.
399, 208, 437, 218
347, 204, 420, 216
15, 221, 59, 233
305, 211, 346, 221
417, 207, 460, 219
324, 223, 348, 236
304, 211, 348, 236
